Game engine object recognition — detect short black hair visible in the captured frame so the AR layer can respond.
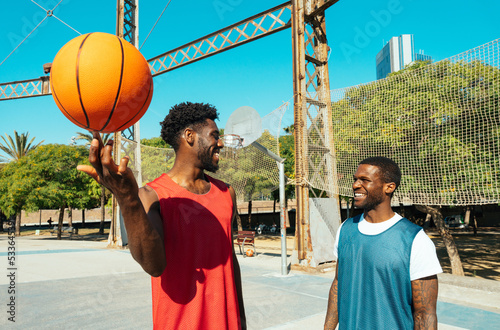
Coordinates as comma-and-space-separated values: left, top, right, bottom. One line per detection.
359, 156, 401, 190
160, 102, 219, 151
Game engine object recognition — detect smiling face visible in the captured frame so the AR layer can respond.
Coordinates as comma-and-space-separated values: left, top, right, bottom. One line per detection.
352, 164, 393, 211
196, 119, 223, 173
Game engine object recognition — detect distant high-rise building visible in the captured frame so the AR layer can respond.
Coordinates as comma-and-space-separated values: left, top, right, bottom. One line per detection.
376, 34, 432, 79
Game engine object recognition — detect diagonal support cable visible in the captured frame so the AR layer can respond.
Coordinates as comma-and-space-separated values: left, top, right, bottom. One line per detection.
0, 16, 48, 69
1, 0, 80, 70
140, 0, 173, 50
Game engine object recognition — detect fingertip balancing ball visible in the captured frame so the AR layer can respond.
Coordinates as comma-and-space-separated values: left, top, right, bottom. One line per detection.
50, 32, 153, 133
245, 249, 254, 257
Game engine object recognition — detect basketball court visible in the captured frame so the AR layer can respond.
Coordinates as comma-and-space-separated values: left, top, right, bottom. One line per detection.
1, 236, 498, 329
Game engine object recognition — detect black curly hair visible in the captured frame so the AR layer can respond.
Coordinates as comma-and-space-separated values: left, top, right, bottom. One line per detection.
359, 156, 401, 191
160, 102, 219, 151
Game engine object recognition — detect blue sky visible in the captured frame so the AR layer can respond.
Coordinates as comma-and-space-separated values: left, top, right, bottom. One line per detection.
0, 0, 498, 154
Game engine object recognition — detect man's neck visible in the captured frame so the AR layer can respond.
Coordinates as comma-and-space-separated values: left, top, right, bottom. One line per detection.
363, 206, 395, 224
167, 158, 210, 194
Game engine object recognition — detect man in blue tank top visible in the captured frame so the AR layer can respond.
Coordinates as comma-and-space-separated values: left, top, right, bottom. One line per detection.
324, 157, 442, 330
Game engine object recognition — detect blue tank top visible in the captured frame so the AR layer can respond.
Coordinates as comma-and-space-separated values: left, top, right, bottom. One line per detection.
338, 214, 422, 329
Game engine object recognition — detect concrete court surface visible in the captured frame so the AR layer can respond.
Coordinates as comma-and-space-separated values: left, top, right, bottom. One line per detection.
0, 236, 499, 329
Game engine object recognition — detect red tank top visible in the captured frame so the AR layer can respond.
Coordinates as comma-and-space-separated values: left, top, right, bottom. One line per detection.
147, 173, 240, 330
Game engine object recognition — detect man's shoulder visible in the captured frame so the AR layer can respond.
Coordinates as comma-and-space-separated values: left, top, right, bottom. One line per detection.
147, 173, 169, 187
346, 214, 363, 223
399, 217, 422, 230
395, 217, 423, 238
205, 174, 230, 191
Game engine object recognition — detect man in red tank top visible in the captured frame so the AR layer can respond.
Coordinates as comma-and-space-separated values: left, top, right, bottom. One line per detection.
78, 102, 246, 329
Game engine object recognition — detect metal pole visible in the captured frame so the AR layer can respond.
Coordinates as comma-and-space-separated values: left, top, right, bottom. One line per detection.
279, 161, 288, 275
291, 0, 310, 262
250, 141, 288, 274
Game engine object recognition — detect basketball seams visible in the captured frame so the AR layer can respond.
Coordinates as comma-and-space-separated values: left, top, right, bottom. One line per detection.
51, 32, 152, 133
115, 75, 153, 132
51, 82, 83, 127
99, 36, 125, 132
76, 33, 93, 128
51, 34, 91, 129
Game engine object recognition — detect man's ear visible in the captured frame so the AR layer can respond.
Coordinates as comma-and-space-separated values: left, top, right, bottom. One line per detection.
385, 182, 396, 195
183, 127, 196, 146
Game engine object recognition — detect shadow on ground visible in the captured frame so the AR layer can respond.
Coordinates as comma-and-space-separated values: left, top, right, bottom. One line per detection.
431, 232, 500, 281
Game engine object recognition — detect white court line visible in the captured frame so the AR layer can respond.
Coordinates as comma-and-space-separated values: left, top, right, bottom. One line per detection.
243, 276, 328, 301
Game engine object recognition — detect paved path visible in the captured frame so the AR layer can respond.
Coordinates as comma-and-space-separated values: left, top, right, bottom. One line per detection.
1, 236, 499, 329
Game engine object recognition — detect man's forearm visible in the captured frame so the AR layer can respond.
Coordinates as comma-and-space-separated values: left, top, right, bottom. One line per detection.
119, 195, 166, 277
412, 276, 438, 330
324, 278, 339, 329
414, 311, 437, 330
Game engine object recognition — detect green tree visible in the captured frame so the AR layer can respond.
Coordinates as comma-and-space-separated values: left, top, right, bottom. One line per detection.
0, 144, 98, 238
0, 131, 44, 235
141, 136, 169, 148
74, 131, 112, 233
0, 158, 36, 235
0, 131, 44, 163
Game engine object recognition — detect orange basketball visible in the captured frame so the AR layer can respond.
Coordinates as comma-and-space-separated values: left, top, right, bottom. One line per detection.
50, 32, 153, 133
245, 249, 254, 257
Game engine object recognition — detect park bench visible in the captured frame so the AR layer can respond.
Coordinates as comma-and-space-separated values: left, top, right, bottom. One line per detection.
50, 226, 78, 238
235, 231, 256, 257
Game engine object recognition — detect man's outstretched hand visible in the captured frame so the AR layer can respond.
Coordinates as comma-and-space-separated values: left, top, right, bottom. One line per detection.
77, 131, 138, 200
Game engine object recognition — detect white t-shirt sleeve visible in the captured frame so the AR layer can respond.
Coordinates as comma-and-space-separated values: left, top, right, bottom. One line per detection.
410, 230, 443, 281
333, 221, 344, 260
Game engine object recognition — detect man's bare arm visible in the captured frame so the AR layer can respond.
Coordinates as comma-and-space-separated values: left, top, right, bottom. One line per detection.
229, 185, 247, 329
412, 275, 438, 330
78, 133, 166, 276
324, 262, 339, 330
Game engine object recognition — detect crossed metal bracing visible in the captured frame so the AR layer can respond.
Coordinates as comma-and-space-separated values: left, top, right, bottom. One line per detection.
122, 0, 138, 45
291, 0, 339, 263
303, 19, 335, 194
148, 2, 292, 76
295, 4, 336, 196
0, 2, 292, 102
116, 0, 139, 142
0, 77, 50, 100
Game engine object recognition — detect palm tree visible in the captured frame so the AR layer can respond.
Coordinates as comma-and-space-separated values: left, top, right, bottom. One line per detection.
74, 131, 113, 145
0, 131, 44, 162
75, 131, 112, 234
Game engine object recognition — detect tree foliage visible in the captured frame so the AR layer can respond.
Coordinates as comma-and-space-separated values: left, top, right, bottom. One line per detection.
0, 144, 101, 236
331, 59, 500, 205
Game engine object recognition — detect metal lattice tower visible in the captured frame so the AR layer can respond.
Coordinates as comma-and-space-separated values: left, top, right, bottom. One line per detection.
116, 0, 141, 185
109, 0, 140, 247
292, 0, 339, 265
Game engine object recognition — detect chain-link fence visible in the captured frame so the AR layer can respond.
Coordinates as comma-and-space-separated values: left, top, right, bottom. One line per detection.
121, 103, 292, 203
121, 39, 500, 207
331, 39, 500, 206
